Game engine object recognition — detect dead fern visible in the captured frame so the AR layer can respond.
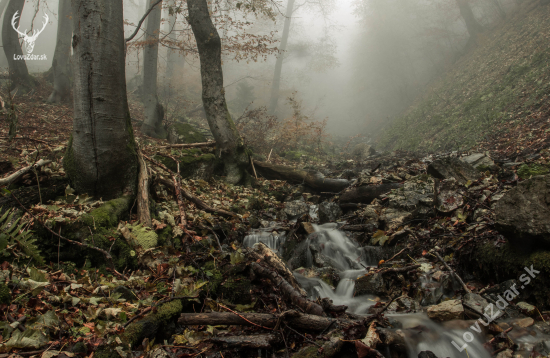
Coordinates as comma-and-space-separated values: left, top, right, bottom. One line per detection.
0, 208, 44, 265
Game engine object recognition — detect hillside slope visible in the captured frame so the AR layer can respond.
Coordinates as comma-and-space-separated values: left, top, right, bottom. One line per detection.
376, 2, 550, 157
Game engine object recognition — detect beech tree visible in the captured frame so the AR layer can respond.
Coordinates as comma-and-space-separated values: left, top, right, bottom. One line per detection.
188, 0, 250, 184
64, 0, 138, 199
2, 0, 32, 90
47, 0, 73, 103
455, 0, 483, 40
140, 0, 166, 138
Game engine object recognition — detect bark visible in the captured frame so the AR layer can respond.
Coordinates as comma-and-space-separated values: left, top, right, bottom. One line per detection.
141, 0, 166, 139
164, 0, 181, 84
2, 0, 32, 90
0, 159, 51, 186
137, 149, 151, 226
188, 0, 249, 184
455, 0, 483, 39
178, 311, 342, 331
209, 334, 279, 349
47, 0, 73, 103
0, 0, 8, 19
253, 161, 351, 192
338, 183, 402, 204
65, 0, 138, 200
268, 0, 295, 115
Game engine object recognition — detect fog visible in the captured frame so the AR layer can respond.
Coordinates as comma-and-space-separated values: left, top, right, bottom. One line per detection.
0, 0, 520, 140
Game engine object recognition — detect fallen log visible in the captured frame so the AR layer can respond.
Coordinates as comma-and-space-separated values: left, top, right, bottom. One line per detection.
178, 311, 342, 331
0, 159, 52, 186
253, 161, 351, 193
209, 334, 279, 349
251, 262, 326, 316
339, 183, 402, 204
157, 141, 216, 149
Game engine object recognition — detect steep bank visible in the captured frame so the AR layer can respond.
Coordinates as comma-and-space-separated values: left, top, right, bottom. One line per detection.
376, 2, 550, 156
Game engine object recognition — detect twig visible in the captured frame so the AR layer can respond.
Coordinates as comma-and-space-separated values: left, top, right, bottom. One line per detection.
251, 159, 258, 179
433, 251, 471, 293
267, 148, 273, 162
386, 248, 406, 263
125, 0, 163, 42
10, 192, 116, 269
157, 141, 216, 149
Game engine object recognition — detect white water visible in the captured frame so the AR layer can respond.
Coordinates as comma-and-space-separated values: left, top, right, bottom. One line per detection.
243, 231, 286, 253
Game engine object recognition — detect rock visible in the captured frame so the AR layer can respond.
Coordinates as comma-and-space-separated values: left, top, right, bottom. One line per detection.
385, 175, 434, 219
113, 286, 138, 302
427, 157, 480, 185
167, 123, 206, 144
355, 272, 387, 296
513, 317, 534, 328
352, 143, 377, 159
380, 208, 412, 230
283, 200, 309, 220
301, 222, 316, 235
426, 299, 464, 321
462, 293, 489, 316
516, 302, 536, 315
418, 352, 438, 358
339, 183, 402, 204
495, 349, 513, 358
434, 178, 463, 213
495, 175, 550, 249
318, 202, 343, 223
461, 153, 495, 170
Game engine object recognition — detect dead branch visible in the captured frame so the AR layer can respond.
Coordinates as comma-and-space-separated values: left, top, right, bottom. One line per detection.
157, 141, 216, 149
208, 334, 279, 349
0, 159, 51, 186
137, 148, 152, 226
125, 0, 163, 42
178, 311, 345, 331
172, 175, 188, 229
433, 251, 471, 293
376, 264, 420, 274
339, 183, 402, 204
250, 262, 326, 316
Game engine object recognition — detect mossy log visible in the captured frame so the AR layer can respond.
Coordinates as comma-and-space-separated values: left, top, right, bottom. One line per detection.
339, 183, 402, 204
253, 161, 351, 193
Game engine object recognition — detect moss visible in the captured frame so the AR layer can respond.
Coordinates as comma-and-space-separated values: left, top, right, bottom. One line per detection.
0, 283, 11, 305
462, 242, 550, 308
517, 163, 549, 179
170, 123, 206, 143
80, 197, 132, 228
157, 225, 173, 247
218, 277, 253, 304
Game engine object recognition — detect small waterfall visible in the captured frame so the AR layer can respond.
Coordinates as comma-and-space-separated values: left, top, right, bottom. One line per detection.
243, 231, 286, 253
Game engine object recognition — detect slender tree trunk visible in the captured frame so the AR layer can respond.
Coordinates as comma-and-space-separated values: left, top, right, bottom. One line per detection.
455, 0, 483, 40
165, 0, 180, 84
64, 0, 138, 200
141, 0, 166, 138
268, 0, 295, 115
47, 0, 73, 103
2, 0, 32, 90
0, 0, 8, 18
188, 0, 249, 184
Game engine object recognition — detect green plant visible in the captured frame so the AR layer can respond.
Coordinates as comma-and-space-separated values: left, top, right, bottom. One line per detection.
0, 208, 43, 265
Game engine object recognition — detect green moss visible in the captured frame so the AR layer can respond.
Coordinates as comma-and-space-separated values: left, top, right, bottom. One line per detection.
517, 163, 549, 179
170, 123, 206, 143
157, 225, 173, 247
80, 197, 132, 228
0, 283, 11, 304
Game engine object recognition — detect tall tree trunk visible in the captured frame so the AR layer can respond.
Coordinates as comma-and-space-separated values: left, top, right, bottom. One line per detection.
2, 0, 32, 90
455, 0, 483, 40
165, 0, 180, 85
489, 0, 506, 19
268, 0, 295, 115
47, 0, 73, 103
141, 0, 166, 138
64, 0, 138, 200
188, 0, 249, 185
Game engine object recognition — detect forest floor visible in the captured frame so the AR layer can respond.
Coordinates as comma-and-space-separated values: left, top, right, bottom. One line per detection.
2, 73, 550, 358
376, 0, 550, 156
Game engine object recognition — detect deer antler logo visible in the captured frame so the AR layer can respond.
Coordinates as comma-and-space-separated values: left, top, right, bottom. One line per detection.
11, 11, 49, 54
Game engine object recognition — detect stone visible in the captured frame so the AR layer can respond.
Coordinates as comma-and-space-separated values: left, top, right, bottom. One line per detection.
380, 208, 412, 230
495, 349, 513, 358
495, 175, 550, 249
418, 352, 438, 358
461, 153, 495, 170
434, 178, 463, 213
516, 302, 536, 315
513, 317, 534, 328
355, 272, 387, 296
318, 202, 343, 223
283, 200, 309, 220
426, 299, 464, 321
167, 122, 206, 144
385, 175, 434, 218
113, 286, 138, 302
427, 157, 480, 185
352, 143, 377, 159
462, 293, 489, 316
301, 222, 316, 235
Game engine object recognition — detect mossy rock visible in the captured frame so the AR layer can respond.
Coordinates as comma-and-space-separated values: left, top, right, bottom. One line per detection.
0, 283, 11, 304
517, 163, 549, 179
461, 242, 550, 308
167, 123, 206, 144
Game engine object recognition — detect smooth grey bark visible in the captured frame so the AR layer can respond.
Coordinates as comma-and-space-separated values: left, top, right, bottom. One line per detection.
65, 0, 138, 199
47, 0, 73, 103
0, 0, 8, 18
188, 0, 249, 184
268, 0, 295, 115
2, 0, 32, 89
140, 0, 166, 138
455, 0, 483, 40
